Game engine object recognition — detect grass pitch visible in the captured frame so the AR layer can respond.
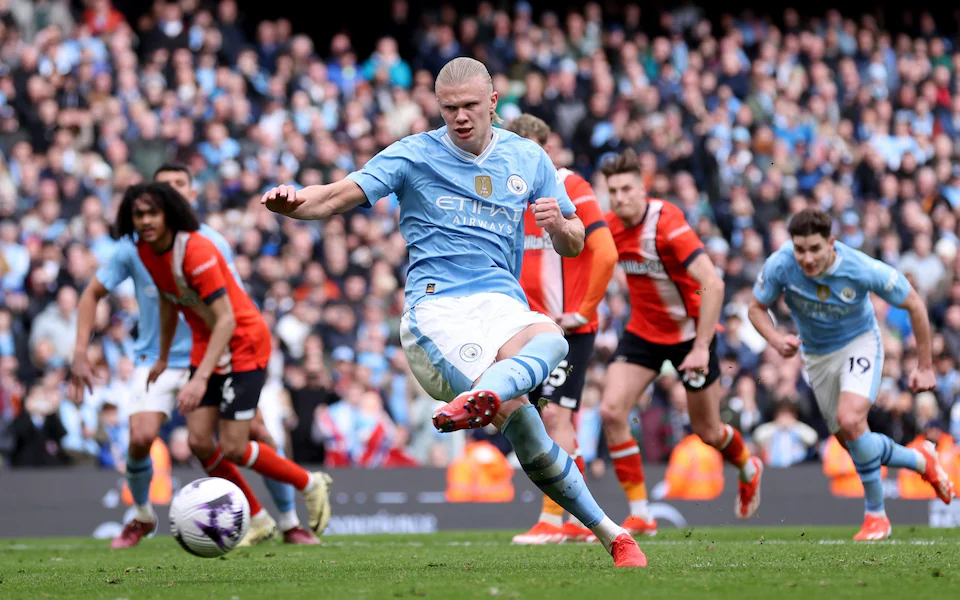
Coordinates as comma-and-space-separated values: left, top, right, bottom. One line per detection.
1, 527, 959, 599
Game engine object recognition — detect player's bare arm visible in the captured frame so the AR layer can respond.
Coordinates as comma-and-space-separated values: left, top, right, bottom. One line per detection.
535, 198, 584, 257
898, 287, 936, 392
747, 296, 801, 358
677, 253, 724, 374
177, 294, 237, 415
147, 294, 177, 388
260, 178, 369, 220
69, 276, 109, 399
191, 294, 237, 383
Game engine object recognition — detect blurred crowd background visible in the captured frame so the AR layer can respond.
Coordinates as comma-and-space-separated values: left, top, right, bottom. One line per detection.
1, 0, 960, 484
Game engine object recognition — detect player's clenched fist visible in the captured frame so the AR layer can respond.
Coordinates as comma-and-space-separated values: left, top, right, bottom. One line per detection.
261, 184, 304, 214
533, 197, 564, 233
773, 334, 802, 358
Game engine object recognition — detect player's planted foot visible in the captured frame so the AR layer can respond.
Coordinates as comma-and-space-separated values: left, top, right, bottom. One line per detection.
237, 511, 277, 547
610, 533, 648, 567
511, 522, 566, 545
110, 518, 157, 549
918, 442, 955, 504
561, 521, 598, 543
853, 514, 892, 541
283, 526, 321, 545
432, 390, 501, 432
736, 456, 764, 519
622, 515, 658, 536
304, 471, 333, 533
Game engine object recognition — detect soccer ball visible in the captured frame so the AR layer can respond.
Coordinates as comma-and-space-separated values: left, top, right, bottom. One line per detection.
170, 477, 250, 558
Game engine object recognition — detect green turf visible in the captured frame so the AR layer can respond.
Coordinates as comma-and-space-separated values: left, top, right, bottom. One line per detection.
1, 527, 959, 599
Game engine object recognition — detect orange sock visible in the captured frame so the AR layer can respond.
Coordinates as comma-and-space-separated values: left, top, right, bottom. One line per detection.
202, 448, 263, 516
609, 440, 647, 501
539, 494, 564, 526
240, 441, 311, 490
715, 425, 750, 469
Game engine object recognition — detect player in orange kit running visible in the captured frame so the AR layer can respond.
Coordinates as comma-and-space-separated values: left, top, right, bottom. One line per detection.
508, 115, 618, 545
114, 182, 332, 534
599, 150, 763, 536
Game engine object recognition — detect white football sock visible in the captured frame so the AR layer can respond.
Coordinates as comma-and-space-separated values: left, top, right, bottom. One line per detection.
590, 516, 626, 553
538, 512, 563, 527
134, 503, 155, 523
629, 499, 650, 519
277, 509, 300, 532
914, 449, 927, 473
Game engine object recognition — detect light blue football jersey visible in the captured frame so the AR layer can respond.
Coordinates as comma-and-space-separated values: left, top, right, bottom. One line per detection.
753, 240, 911, 355
346, 126, 575, 310
96, 224, 241, 369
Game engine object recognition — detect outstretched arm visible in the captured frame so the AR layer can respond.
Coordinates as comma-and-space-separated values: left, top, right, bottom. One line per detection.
261, 179, 370, 220
69, 276, 109, 399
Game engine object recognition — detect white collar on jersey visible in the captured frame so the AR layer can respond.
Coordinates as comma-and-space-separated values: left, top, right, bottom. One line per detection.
440, 128, 500, 166
817, 253, 844, 279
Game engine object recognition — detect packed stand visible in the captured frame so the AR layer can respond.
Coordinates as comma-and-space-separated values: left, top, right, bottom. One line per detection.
0, 1, 958, 482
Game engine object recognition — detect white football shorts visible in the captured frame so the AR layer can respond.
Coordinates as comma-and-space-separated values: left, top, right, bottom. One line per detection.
129, 365, 191, 419
800, 328, 884, 434
400, 292, 560, 401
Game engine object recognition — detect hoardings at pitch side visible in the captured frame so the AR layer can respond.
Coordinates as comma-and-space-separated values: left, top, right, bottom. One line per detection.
0, 465, 952, 537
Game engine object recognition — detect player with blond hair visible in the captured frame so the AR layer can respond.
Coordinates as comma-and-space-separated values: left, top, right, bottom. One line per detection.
261, 57, 646, 567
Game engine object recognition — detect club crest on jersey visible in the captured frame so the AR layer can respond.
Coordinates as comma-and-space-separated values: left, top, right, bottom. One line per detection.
507, 174, 528, 195
816, 284, 830, 301
840, 287, 856, 302
459, 343, 482, 362
475, 175, 493, 199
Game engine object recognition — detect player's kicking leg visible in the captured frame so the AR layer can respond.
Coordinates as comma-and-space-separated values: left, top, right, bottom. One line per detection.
681, 340, 762, 520
111, 367, 187, 549
513, 334, 597, 545
210, 370, 332, 534
425, 315, 644, 566
244, 410, 320, 545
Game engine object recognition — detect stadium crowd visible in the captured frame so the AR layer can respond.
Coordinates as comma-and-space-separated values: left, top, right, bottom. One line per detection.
1, 0, 959, 481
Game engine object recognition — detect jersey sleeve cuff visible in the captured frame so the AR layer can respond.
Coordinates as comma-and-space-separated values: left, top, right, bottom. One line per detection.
345, 171, 383, 209
202, 288, 227, 304
682, 247, 704, 268
584, 220, 608, 237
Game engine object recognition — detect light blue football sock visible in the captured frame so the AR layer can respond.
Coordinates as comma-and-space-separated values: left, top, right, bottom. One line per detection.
501, 403, 606, 528
847, 432, 885, 514
126, 453, 153, 508
875, 432, 922, 471
473, 333, 567, 401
